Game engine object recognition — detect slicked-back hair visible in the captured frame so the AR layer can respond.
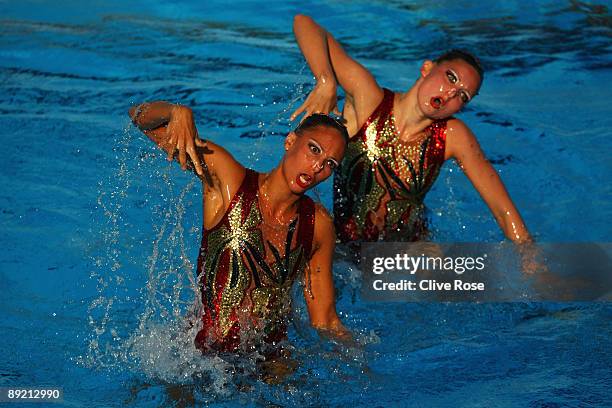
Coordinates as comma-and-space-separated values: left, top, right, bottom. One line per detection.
435, 49, 484, 83
294, 113, 349, 145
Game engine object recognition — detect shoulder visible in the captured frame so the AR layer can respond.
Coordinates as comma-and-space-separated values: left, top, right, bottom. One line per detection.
203, 140, 243, 169
444, 118, 479, 159
312, 203, 335, 248
201, 139, 245, 187
446, 117, 472, 136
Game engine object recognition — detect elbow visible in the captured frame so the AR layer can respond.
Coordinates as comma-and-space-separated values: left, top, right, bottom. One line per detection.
128, 105, 137, 120
294, 14, 311, 23
293, 14, 313, 30
128, 103, 143, 126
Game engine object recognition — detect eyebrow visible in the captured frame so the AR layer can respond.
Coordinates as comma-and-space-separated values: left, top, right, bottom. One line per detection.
309, 139, 340, 166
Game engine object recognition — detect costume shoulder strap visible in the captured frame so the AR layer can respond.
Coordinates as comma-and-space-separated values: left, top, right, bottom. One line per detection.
430, 118, 449, 144
296, 195, 316, 258
424, 119, 449, 164
240, 168, 259, 196
223, 168, 258, 216
354, 88, 395, 137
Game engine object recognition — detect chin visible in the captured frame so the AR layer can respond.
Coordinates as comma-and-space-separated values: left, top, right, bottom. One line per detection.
290, 185, 306, 195
286, 177, 306, 195
423, 110, 443, 120
427, 108, 452, 120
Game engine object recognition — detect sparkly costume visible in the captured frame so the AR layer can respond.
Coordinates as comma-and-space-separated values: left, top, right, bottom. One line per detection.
334, 88, 447, 242
194, 169, 315, 352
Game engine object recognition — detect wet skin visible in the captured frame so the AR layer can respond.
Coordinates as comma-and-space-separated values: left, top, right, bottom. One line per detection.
281, 126, 346, 195
417, 60, 482, 120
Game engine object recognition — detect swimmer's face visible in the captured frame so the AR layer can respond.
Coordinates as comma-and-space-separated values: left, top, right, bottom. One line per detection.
282, 126, 346, 194
417, 59, 482, 119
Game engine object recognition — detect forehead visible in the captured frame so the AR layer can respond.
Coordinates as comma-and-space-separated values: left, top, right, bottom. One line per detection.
299, 126, 346, 158
436, 60, 481, 91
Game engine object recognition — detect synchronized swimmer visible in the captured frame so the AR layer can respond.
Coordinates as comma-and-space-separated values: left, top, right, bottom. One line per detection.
291, 15, 531, 244
127, 14, 535, 362
129, 104, 350, 361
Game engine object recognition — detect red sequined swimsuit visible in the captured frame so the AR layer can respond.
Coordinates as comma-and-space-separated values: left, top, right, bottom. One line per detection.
194, 169, 315, 352
334, 88, 447, 242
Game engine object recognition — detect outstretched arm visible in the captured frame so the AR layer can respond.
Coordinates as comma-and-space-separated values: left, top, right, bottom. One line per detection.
291, 14, 382, 126
304, 205, 351, 341
446, 119, 532, 243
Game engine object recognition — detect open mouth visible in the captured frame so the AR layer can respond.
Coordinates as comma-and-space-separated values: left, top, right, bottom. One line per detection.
296, 173, 313, 189
430, 96, 443, 110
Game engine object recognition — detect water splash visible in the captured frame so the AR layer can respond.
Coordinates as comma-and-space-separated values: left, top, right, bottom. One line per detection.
82, 123, 213, 381
80, 70, 374, 404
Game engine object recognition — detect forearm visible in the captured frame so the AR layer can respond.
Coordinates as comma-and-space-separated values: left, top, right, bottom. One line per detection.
128, 102, 213, 181
498, 209, 532, 243
129, 101, 181, 131
293, 15, 336, 85
452, 129, 533, 245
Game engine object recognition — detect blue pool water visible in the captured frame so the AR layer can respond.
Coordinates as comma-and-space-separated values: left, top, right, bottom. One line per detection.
1, 0, 611, 406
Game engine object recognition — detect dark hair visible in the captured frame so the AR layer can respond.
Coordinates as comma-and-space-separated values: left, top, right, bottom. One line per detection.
294, 113, 349, 145
435, 49, 484, 83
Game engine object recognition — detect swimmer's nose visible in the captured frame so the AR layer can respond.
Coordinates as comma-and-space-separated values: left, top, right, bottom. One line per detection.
445, 87, 458, 101
312, 159, 324, 173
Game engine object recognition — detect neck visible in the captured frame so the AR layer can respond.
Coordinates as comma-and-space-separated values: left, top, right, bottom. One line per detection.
394, 81, 434, 138
259, 166, 301, 224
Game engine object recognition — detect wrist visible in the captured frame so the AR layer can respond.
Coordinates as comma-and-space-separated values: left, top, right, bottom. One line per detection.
316, 73, 336, 88
315, 75, 337, 99
170, 104, 192, 120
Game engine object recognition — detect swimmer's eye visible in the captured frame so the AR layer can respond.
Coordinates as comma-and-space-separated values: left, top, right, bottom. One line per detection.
309, 143, 321, 154
446, 70, 457, 84
326, 160, 338, 170
459, 91, 470, 103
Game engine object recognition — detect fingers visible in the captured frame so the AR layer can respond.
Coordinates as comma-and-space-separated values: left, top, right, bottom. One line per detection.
299, 109, 313, 123
165, 127, 177, 161
178, 135, 188, 170
186, 129, 203, 176
187, 145, 203, 176
290, 87, 341, 124
290, 103, 307, 122
194, 138, 207, 148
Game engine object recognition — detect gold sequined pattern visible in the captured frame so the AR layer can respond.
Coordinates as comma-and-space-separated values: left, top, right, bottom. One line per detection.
199, 170, 314, 346
251, 242, 305, 321
204, 195, 263, 336
334, 88, 447, 241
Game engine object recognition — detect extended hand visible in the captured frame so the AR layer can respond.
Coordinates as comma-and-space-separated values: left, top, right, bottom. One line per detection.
164, 105, 207, 176
290, 79, 340, 122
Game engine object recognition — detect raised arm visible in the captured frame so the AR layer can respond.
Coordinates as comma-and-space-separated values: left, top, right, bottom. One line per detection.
291, 15, 382, 127
128, 101, 244, 192
304, 205, 351, 341
446, 119, 532, 243
129, 101, 208, 175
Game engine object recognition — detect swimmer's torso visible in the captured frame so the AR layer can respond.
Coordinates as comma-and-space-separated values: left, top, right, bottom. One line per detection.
335, 88, 447, 242
195, 169, 315, 352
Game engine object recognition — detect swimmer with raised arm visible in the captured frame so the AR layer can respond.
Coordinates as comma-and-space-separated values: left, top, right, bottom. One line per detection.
292, 15, 531, 244
128, 103, 350, 358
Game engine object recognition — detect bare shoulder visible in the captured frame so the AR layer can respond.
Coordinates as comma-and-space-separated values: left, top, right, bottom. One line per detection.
445, 118, 479, 160
196, 139, 245, 202
202, 139, 245, 179
312, 203, 335, 250
203, 139, 241, 166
